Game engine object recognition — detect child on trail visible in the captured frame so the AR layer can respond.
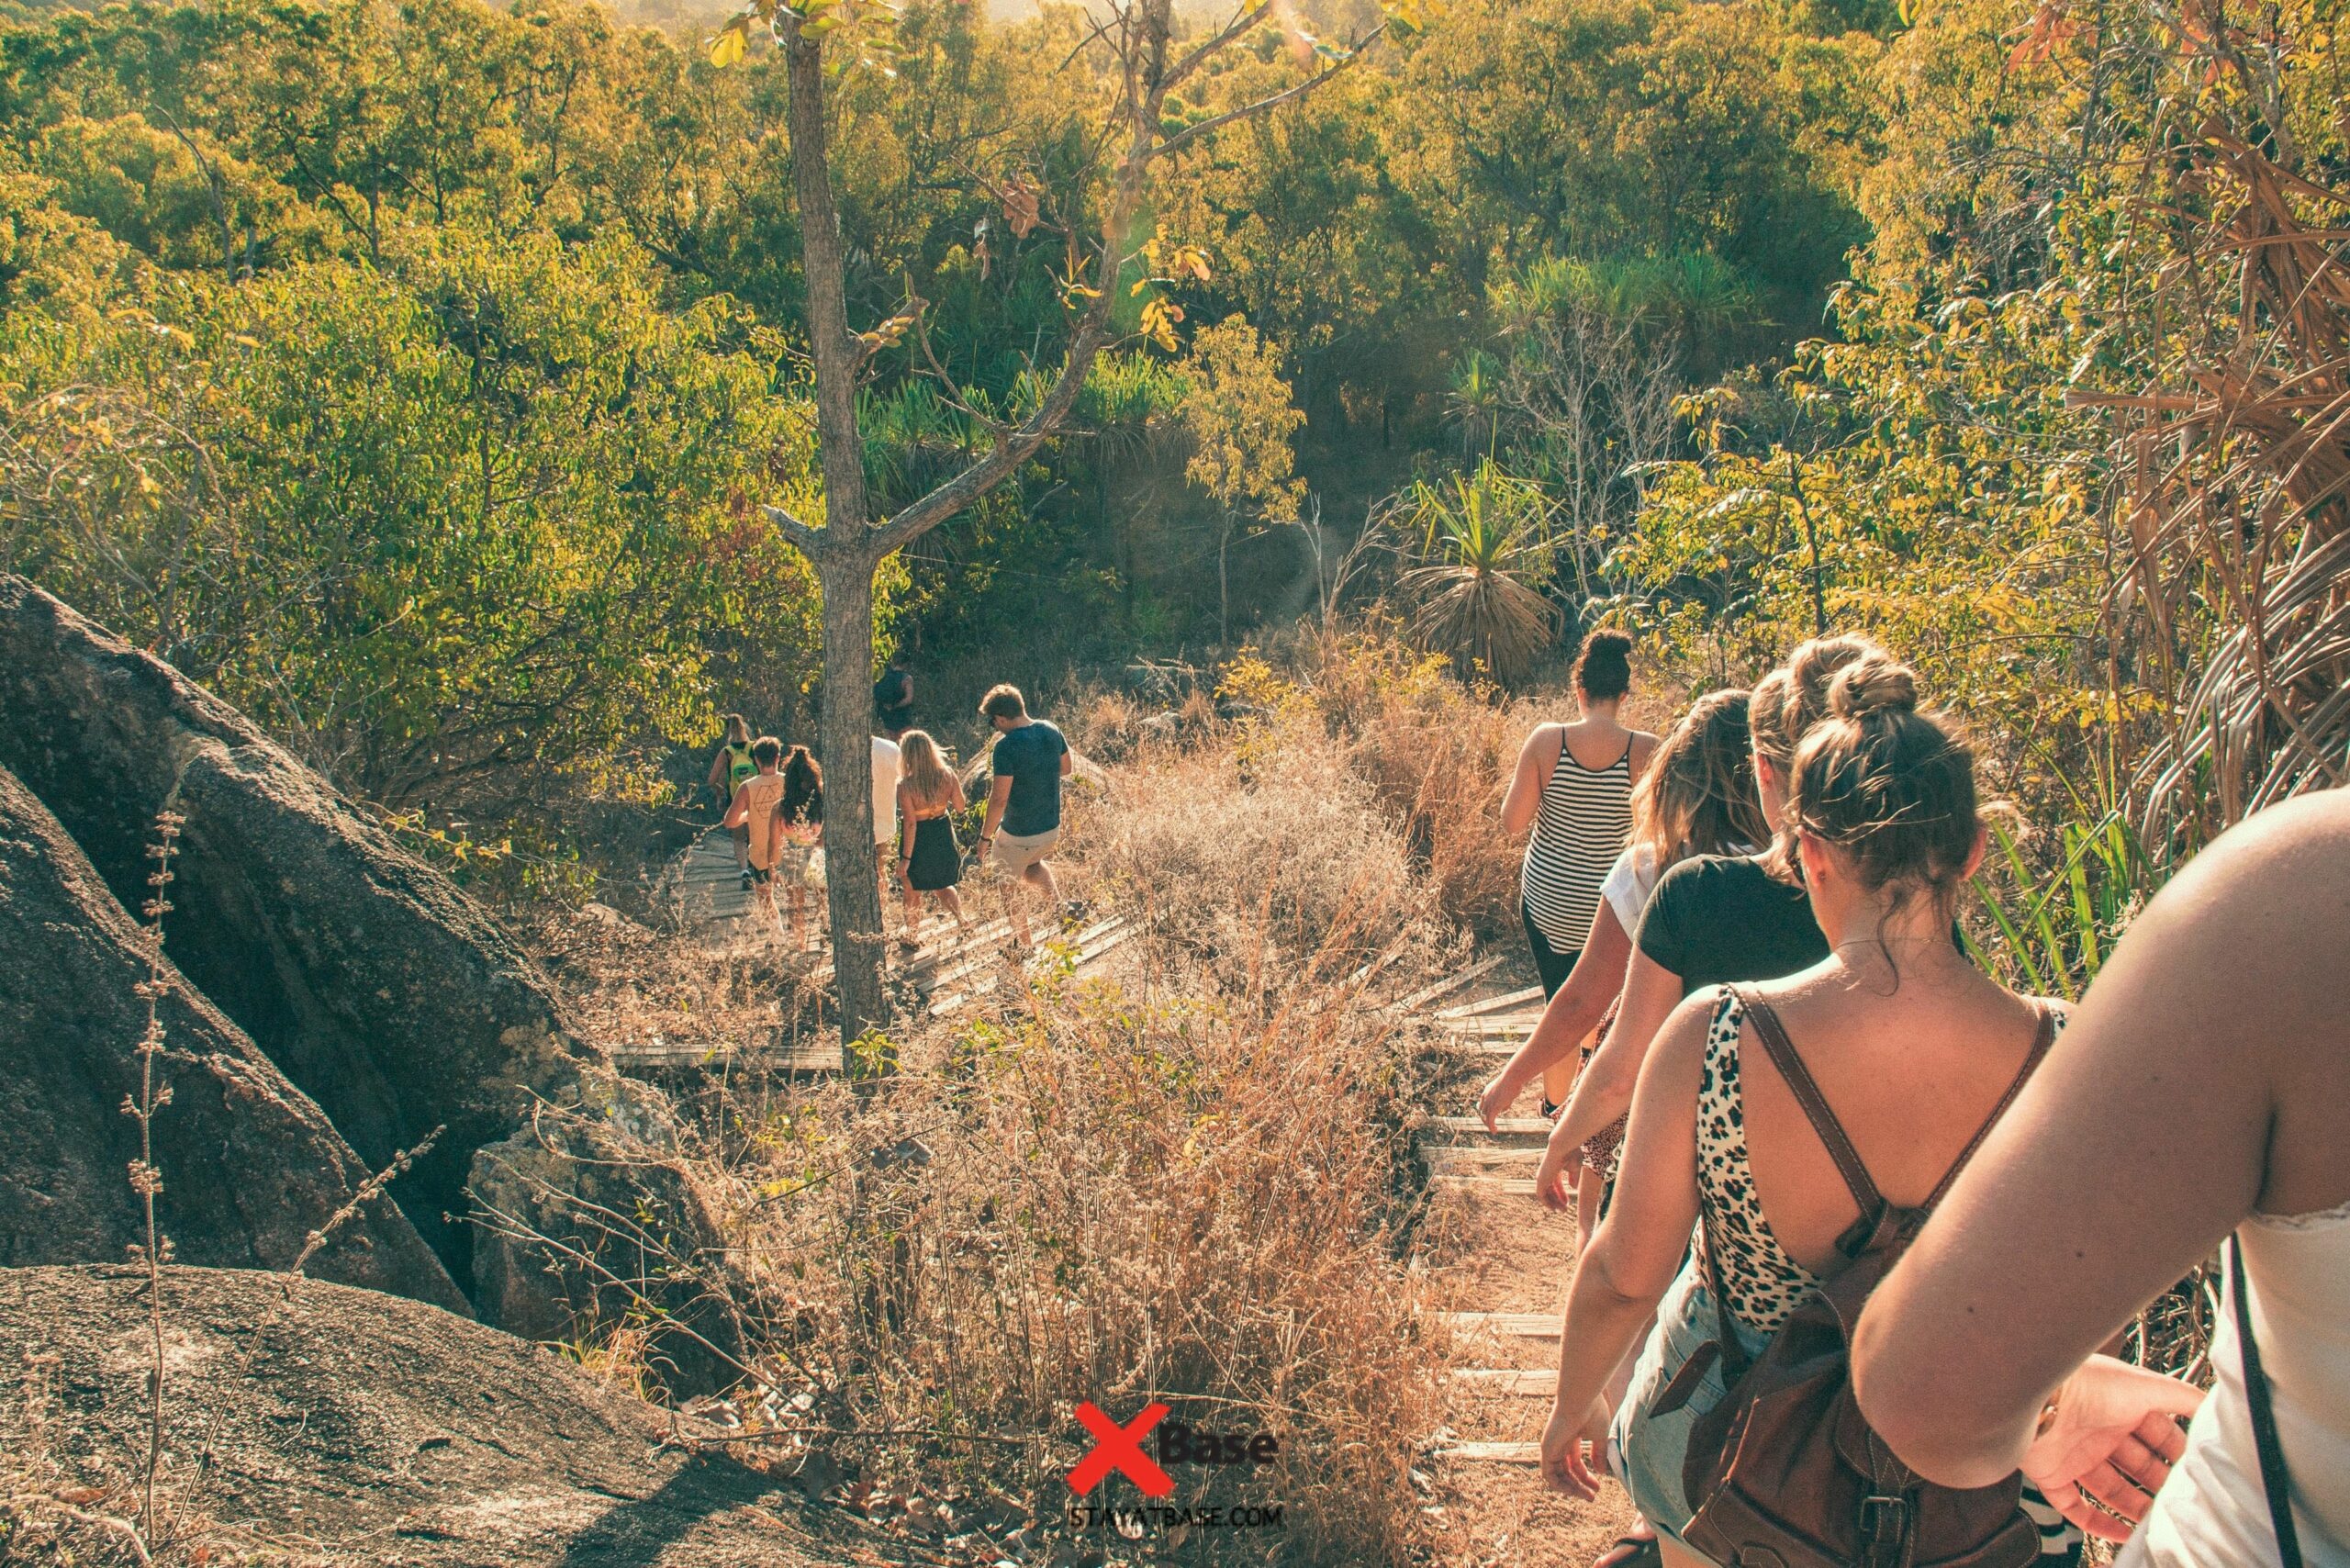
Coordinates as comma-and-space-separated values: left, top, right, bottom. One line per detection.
892, 729, 969, 947
722, 736, 789, 925
707, 713, 758, 886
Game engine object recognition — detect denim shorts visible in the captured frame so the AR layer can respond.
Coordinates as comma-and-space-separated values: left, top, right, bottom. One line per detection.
1609, 1257, 1771, 1555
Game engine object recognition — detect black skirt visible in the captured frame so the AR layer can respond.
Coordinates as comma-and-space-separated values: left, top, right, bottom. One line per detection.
906, 812, 961, 890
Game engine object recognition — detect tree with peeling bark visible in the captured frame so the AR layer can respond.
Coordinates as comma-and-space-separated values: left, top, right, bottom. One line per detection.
711, 0, 1404, 1058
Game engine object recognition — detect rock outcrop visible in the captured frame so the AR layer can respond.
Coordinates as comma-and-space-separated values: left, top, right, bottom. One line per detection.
470, 1086, 751, 1397
0, 576, 596, 1284
0, 767, 465, 1310
1, 1266, 841, 1567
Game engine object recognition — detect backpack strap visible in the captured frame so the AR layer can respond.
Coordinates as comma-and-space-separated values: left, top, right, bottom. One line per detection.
1924, 1001, 2058, 1208
2233, 1235, 2306, 1568
1734, 988, 1886, 1220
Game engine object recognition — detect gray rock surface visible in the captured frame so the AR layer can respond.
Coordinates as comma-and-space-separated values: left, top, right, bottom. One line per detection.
0, 575, 596, 1285
0, 767, 464, 1310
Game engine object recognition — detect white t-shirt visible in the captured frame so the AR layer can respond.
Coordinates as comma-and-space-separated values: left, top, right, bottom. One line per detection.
1601, 841, 1760, 936
1599, 843, 1662, 935
871, 736, 901, 846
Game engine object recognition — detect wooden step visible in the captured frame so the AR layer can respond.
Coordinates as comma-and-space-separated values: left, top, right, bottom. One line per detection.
1392, 955, 1505, 1014
1429, 1440, 1540, 1465
1425, 1115, 1551, 1147
1451, 1368, 1555, 1396
1439, 1311, 1559, 1341
1432, 1173, 1539, 1200
1437, 984, 1545, 1020
1425, 1145, 1540, 1174
1438, 1013, 1544, 1034
609, 1037, 842, 1071
1429, 1036, 1529, 1058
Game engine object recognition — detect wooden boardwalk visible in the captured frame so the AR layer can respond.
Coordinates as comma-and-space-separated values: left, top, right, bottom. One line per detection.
1409, 958, 1642, 1562
613, 829, 1134, 1073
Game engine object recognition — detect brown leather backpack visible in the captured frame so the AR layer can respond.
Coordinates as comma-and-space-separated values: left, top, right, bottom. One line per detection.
1651, 988, 2055, 1568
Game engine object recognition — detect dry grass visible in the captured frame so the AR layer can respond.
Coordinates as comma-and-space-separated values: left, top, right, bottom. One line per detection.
512, 700, 1466, 1564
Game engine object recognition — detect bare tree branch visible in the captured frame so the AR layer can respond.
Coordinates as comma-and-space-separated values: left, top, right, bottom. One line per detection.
761, 501, 824, 557
1155, 42, 1380, 162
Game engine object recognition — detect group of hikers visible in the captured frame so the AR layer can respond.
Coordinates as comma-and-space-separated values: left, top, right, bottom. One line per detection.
1489, 627, 2347, 1568
704, 667, 1075, 951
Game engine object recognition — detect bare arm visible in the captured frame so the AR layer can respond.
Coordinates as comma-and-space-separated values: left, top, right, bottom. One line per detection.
1854, 796, 2350, 1487
721, 781, 752, 830
1542, 992, 1711, 1495
1499, 725, 1558, 836
1532, 946, 1686, 1208
1480, 902, 1631, 1128
707, 749, 728, 790
981, 773, 1013, 840
1059, 750, 1074, 778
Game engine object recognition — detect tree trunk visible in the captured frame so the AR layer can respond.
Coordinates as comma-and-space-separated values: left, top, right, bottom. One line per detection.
781, 21, 889, 1061
1218, 512, 1233, 645
815, 554, 887, 1058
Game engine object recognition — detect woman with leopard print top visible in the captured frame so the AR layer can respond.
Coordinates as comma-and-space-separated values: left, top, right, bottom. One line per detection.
1536, 651, 2077, 1568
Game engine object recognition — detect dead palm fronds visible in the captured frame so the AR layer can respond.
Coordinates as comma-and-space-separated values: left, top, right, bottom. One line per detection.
1397, 465, 1562, 686
2080, 126, 2350, 847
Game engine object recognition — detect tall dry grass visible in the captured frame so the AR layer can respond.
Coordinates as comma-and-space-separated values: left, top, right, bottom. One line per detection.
521, 707, 1459, 1563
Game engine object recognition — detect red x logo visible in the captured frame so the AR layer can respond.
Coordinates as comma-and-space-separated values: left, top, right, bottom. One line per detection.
1065, 1401, 1173, 1497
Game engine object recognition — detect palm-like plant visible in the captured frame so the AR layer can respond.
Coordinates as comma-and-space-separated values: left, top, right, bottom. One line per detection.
1446, 350, 1505, 460
1396, 463, 1561, 685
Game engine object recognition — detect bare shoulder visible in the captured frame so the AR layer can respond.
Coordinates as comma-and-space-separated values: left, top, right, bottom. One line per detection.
2085, 795, 2350, 1032
1650, 984, 1729, 1076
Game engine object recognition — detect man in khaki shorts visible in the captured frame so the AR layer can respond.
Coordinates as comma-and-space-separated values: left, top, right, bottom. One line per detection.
975, 684, 1070, 946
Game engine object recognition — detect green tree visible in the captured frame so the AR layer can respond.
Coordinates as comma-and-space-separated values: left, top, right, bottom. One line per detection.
1179, 313, 1305, 642
711, 0, 1395, 1049
0, 223, 823, 812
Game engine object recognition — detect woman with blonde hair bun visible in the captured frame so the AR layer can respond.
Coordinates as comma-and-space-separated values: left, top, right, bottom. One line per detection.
1539, 652, 2081, 1567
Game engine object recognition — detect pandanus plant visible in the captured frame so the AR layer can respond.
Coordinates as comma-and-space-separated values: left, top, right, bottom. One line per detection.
1397, 463, 1561, 686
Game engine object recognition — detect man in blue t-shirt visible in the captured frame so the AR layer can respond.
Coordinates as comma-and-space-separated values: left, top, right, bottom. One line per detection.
976, 682, 1071, 946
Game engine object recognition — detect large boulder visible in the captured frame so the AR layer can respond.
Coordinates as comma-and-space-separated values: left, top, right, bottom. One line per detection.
469, 1086, 753, 1399
0, 576, 597, 1285
0, 1267, 846, 1567
0, 767, 464, 1311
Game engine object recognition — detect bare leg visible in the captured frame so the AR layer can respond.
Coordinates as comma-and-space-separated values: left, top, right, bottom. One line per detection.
789, 886, 809, 950
1574, 1165, 1604, 1255
936, 886, 968, 931
732, 823, 750, 874
1023, 858, 1060, 917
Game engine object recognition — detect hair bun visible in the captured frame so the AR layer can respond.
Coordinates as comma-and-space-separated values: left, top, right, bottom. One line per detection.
1583, 629, 1633, 660
1830, 655, 1919, 720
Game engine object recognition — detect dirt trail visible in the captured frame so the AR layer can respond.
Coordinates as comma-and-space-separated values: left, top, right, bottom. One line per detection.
1416, 971, 1645, 1568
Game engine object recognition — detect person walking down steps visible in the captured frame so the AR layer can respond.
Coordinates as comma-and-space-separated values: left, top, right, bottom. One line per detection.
893, 729, 970, 948
707, 713, 759, 888
1501, 628, 1657, 1114
977, 684, 1071, 948
722, 736, 789, 927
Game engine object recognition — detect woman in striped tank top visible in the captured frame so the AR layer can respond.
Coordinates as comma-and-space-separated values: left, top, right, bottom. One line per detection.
1502, 628, 1657, 1114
